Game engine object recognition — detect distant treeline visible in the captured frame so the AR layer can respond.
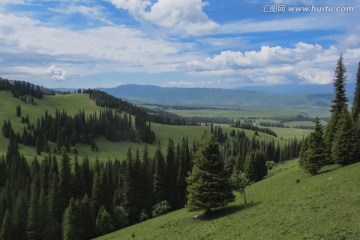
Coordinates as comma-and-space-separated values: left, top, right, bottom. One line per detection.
259, 121, 315, 130
85, 89, 198, 126
0, 77, 55, 103
231, 120, 278, 137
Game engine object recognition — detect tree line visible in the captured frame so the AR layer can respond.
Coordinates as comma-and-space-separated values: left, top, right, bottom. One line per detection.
300, 57, 360, 174
3, 107, 155, 155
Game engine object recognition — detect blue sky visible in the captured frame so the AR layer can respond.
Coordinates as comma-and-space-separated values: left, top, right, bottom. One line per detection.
0, 0, 359, 89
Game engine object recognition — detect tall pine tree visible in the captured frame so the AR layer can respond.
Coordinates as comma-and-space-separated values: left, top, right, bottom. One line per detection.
324, 54, 349, 162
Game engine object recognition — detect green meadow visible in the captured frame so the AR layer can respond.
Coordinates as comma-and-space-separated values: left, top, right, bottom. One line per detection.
0, 91, 312, 161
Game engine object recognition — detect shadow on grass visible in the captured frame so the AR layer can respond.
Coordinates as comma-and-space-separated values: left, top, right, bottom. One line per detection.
317, 164, 341, 175
192, 201, 261, 221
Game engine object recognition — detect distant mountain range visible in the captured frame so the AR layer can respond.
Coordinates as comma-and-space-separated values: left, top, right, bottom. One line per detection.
237, 83, 356, 95
98, 84, 345, 109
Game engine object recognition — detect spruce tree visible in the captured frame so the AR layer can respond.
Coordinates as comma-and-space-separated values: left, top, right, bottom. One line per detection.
332, 111, 355, 165
324, 54, 348, 162
299, 117, 327, 175
351, 61, 360, 120
26, 184, 42, 240
0, 209, 12, 240
186, 134, 234, 214
165, 138, 178, 209
153, 144, 167, 204
244, 150, 267, 182
58, 148, 72, 216
62, 198, 81, 240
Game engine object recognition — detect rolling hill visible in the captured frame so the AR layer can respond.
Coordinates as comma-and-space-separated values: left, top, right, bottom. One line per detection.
96, 159, 360, 240
99, 84, 334, 108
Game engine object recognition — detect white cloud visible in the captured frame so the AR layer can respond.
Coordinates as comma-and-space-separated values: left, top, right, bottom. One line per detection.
108, 0, 219, 35
166, 81, 195, 87
0, 11, 198, 80
187, 42, 360, 85
49, 5, 114, 25
220, 15, 351, 34
188, 42, 324, 71
45, 65, 67, 80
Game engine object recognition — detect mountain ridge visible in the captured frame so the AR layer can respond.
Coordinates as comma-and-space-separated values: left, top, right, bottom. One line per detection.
98, 84, 335, 109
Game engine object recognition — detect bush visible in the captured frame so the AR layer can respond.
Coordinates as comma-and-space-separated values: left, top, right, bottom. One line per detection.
152, 201, 171, 217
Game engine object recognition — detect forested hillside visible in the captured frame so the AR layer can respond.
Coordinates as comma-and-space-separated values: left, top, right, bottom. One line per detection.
0, 78, 302, 240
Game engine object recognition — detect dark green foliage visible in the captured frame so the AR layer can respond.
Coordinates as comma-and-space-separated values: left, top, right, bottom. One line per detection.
232, 120, 277, 137
325, 54, 349, 161
352, 62, 360, 121
332, 111, 356, 165
96, 206, 115, 236
113, 206, 129, 229
299, 117, 327, 175
58, 149, 72, 218
11, 191, 28, 240
244, 150, 267, 182
62, 198, 81, 240
152, 200, 171, 217
0, 210, 12, 240
153, 144, 167, 204
186, 134, 234, 213
26, 184, 42, 240
15, 105, 21, 117
165, 138, 178, 209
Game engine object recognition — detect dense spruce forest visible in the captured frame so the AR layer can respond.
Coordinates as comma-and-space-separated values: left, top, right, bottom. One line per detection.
0, 78, 302, 239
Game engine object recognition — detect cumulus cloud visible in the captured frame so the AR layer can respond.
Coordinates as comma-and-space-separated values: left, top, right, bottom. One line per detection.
0, 11, 199, 81
45, 65, 67, 80
187, 42, 360, 85
49, 5, 114, 25
108, 0, 219, 35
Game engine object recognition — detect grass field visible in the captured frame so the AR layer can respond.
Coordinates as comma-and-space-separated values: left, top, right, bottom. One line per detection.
96, 160, 360, 240
0, 91, 312, 161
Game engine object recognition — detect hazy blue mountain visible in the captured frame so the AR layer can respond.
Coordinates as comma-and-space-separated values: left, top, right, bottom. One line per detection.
98, 84, 336, 109
237, 83, 356, 95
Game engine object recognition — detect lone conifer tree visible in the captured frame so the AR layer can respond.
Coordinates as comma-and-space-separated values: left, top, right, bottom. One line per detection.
299, 117, 327, 175
351, 61, 360, 120
186, 134, 234, 214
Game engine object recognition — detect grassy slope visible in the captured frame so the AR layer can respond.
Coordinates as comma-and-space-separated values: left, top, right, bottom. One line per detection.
97, 160, 360, 240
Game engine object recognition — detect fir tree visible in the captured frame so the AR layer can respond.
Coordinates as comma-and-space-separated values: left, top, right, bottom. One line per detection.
58, 148, 72, 216
153, 144, 167, 204
324, 54, 349, 162
0, 209, 12, 240
352, 61, 360, 121
26, 184, 42, 240
332, 111, 355, 165
12, 191, 28, 240
299, 117, 327, 175
62, 198, 81, 240
186, 134, 234, 214
165, 138, 178, 209
244, 150, 267, 182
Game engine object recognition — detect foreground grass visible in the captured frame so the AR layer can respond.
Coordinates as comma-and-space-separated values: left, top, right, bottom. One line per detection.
97, 160, 360, 240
